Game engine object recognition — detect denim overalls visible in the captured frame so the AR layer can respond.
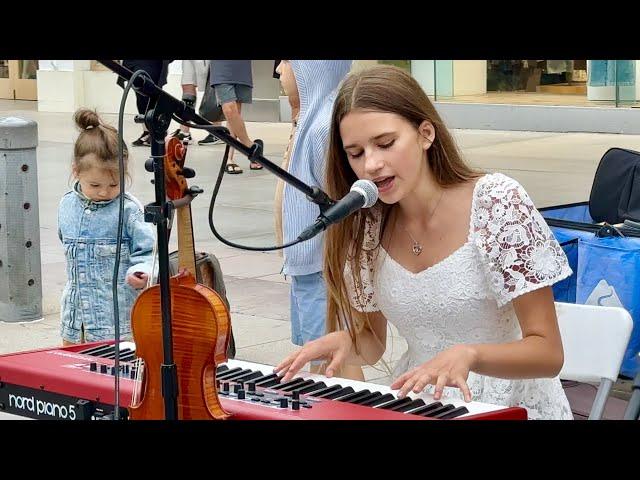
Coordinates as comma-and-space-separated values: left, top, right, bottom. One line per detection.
58, 182, 155, 343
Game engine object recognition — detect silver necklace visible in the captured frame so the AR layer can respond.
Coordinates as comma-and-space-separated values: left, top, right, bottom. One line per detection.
400, 189, 445, 256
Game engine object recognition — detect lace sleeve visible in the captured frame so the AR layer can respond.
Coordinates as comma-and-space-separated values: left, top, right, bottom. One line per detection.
472, 174, 573, 307
343, 210, 382, 313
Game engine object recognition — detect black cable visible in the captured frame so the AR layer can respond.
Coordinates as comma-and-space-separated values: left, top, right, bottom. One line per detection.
113, 68, 151, 420
172, 116, 305, 252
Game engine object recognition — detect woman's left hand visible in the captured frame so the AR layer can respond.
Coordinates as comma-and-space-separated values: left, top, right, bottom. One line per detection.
390, 344, 477, 402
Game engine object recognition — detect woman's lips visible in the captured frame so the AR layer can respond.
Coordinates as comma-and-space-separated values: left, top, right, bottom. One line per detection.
374, 176, 395, 194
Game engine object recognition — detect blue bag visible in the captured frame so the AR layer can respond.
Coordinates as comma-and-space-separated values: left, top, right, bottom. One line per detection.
542, 202, 640, 377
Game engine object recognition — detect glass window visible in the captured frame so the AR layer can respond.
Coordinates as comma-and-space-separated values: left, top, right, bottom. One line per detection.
428, 60, 640, 108
0, 60, 9, 79
18, 60, 38, 79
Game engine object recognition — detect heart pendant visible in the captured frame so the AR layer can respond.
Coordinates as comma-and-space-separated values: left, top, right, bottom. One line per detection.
412, 242, 423, 256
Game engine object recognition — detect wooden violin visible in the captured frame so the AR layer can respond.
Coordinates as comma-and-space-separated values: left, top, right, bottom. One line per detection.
128, 133, 231, 420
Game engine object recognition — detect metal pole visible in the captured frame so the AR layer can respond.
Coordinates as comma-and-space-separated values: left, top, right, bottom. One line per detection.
0, 117, 42, 323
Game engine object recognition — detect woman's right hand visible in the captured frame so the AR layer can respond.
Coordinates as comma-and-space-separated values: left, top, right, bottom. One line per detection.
274, 331, 353, 382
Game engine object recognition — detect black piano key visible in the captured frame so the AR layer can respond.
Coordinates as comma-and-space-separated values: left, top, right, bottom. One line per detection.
346, 391, 384, 405
376, 397, 414, 410
279, 379, 316, 393
216, 365, 230, 374
419, 404, 456, 418
320, 387, 355, 400
359, 393, 395, 407
433, 406, 469, 419
118, 350, 136, 362
246, 372, 279, 386
231, 371, 264, 383
406, 401, 443, 416
80, 344, 114, 357
293, 382, 326, 396
217, 369, 253, 381
308, 384, 343, 398
107, 348, 133, 360
280, 379, 317, 394
216, 367, 243, 379
254, 376, 282, 388
391, 398, 427, 413
272, 377, 306, 391
335, 389, 371, 403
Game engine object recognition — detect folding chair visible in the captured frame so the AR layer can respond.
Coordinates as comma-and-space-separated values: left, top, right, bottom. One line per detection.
556, 302, 633, 420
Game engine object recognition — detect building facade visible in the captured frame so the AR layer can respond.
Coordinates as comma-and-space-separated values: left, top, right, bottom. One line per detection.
2, 59, 639, 133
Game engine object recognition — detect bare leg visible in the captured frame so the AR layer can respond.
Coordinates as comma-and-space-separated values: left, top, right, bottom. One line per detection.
222, 101, 260, 168
181, 84, 197, 134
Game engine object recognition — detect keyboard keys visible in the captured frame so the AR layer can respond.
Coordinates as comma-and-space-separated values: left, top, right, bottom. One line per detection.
406, 401, 443, 416
293, 382, 327, 396
390, 399, 426, 413
253, 374, 282, 388
230, 370, 264, 383
375, 397, 414, 410
419, 404, 456, 418
309, 384, 343, 398
74, 351, 483, 419
319, 387, 355, 400
433, 406, 469, 419
360, 393, 394, 407
335, 390, 372, 403
278, 379, 315, 393
346, 391, 383, 406
216, 367, 244, 380
273, 378, 307, 391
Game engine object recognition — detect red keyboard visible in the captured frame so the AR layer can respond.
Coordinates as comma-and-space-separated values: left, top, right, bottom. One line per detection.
0, 341, 527, 420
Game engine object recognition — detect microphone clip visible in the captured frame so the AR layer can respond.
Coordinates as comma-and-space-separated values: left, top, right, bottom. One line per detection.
306, 187, 335, 213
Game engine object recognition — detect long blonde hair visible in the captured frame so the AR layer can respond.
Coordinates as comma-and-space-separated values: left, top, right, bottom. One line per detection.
323, 65, 479, 351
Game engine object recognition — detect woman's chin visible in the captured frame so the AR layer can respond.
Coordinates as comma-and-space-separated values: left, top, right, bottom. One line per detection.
378, 191, 402, 205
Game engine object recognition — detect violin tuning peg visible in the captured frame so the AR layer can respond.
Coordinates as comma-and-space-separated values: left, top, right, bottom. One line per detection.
182, 167, 196, 178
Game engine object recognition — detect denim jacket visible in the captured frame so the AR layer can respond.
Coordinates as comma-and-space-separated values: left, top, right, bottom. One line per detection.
57, 182, 155, 342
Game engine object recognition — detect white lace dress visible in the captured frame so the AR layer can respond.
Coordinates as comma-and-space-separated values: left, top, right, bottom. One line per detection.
346, 173, 574, 420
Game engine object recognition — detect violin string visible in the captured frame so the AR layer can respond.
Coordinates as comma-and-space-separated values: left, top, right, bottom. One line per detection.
132, 358, 143, 405
132, 358, 138, 405
148, 241, 158, 289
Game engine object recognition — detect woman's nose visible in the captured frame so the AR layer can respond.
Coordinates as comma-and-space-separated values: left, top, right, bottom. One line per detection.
363, 151, 384, 175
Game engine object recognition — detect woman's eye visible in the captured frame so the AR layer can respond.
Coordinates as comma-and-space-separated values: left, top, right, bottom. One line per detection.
347, 151, 363, 159
379, 139, 395, 149
90, 184, 100, 188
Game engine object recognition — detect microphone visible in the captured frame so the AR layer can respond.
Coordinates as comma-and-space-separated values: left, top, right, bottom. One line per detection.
297, 179, 378, 242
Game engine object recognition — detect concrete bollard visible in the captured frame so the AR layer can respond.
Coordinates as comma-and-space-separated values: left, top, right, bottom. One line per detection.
0, 117, 43, 322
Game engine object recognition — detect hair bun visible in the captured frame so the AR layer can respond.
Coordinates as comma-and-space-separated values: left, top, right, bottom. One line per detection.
74, 108, 101, 131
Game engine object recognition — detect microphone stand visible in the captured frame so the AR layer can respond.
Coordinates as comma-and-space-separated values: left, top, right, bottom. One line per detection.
98, 60, 334, 420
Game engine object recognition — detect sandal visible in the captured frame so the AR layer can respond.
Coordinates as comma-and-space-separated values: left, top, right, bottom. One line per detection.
249, 139, 265, 170
225, 163, 243, 174
132, 132, 151, 147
